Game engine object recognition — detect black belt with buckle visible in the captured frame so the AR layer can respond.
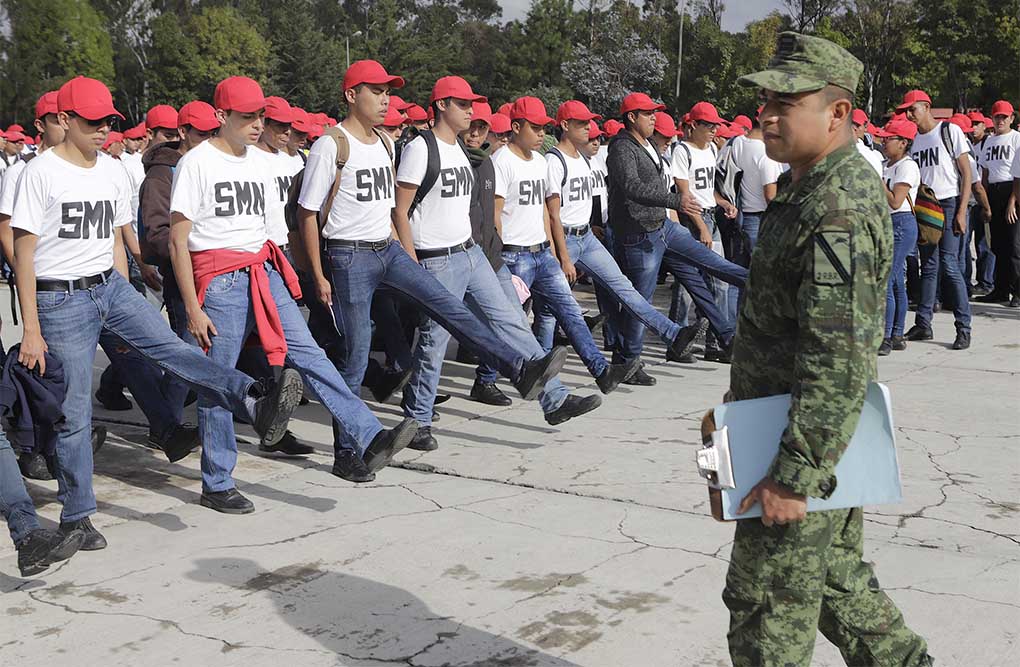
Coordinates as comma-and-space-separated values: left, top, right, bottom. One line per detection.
416, 238, 475, 260
503, 241, 550, 253
36, 268, 114, 293
563, 225, 590, 237
325, 238, 391, 251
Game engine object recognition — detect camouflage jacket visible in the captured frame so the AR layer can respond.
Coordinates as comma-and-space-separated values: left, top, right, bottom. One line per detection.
728, 141, 892, 498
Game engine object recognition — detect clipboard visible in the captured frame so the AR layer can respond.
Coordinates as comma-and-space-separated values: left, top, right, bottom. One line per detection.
696, 383, 902, 521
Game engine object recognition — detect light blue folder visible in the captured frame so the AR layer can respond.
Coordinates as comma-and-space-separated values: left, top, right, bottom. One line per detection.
697, 383, 902, 520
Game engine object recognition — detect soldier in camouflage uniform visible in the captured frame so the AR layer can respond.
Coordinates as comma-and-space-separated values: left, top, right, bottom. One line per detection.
723, 33, 933, 666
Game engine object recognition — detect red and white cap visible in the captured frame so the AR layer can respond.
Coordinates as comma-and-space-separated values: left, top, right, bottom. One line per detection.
34, 92, 59, 120
343, 60, 404, 91
213, 77, 266, 113
509, 97, 553, 126
556, 100, 601, 124
57, 76, 124, 121
991, 100, 1015, 117
688, 101, 725, 125
264, 96, 294, 124
146, 104, 178, 130
177, 101, 219, 132
430, 76, 486, 104
620, 93, 665, 115
896, 90, 931, 111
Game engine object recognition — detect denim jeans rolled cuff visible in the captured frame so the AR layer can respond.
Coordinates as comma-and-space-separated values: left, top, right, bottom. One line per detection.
885, 211, 918, 338
915, 196, 972, 333
1, 435, 40, 545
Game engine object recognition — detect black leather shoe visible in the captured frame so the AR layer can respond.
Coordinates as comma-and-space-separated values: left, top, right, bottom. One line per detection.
667, 319, 709, 362
370, 367, 413, 403
200, 488, 255, 515
622, 364, 656, 386
362, 418, 418, 472
331, 450, 376, 483
152, 424, 201, 463
259, 431, 315, 456
596, 358, 641, 395
252, 368, 303, 447
952, 331, 971, 350
975, 290, 1009, 303
59, 516, 108, 550
18, 528, 84, 577
408, 425, 439, 452
1009, 295, 1020, 308
583, 312, 605, 332
904, 325, 933, 341
545, 394, 602, 426
18, 452, 53, 481
435, 393, 451, 405
514, 346, 568, 400
878, 338, 892, 356
91, 426, 107, 455
455, 346, 479, 365
891, 336, 907, 351
470, 379, 512, 406
95, 387, 132, 411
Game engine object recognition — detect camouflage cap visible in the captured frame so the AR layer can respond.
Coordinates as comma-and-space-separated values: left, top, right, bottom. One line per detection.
738, 32, 863, 95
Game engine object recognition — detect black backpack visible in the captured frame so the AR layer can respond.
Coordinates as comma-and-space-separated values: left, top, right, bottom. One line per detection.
393, 127, 472, 218
545, 146, 591, 188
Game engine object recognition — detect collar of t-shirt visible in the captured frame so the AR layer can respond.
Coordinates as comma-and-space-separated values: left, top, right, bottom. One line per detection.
492, 146, 547, 247
546, 149, 593, 228
395, 133, 473, 250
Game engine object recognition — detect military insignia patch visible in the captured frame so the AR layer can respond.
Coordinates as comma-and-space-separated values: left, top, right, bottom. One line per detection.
813, 231, 852, 285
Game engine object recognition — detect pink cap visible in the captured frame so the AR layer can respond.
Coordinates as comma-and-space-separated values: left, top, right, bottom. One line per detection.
57, 76, 124, 121
688, 101, 725, 124
556, 100, 601, 124
897, 90, 931, 111
343, 60, 404, 91
509, 97, 553, 126
4, 130, 25, 142
177, 101, 219, 132
620, 93, 665, 115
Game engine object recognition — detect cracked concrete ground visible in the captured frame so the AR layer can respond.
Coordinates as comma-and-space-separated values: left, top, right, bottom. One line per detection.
0, 285, 1017, 666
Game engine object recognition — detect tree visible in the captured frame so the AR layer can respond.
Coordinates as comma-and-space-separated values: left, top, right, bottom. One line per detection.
781, 0, 840, 33
697, 0, 725, 28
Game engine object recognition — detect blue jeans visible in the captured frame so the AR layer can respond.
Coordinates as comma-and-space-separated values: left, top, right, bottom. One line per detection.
98, 332, 178, 439
886, 211, 919, 338
197, 263, 383, 488
404, 245, 568, 425
667, 211, 731, 349
475, 265, 534, 384
37, 272, 257, 521
728, 211, 762, 325
162, 280, 198, 423
1, 433, 39, 545
967, 205, 996, 290
533, 228, 681, 353
615, 221, 748, 362
501, 246, 609, 378
916, 197, 972, 334
593, 226, 623, 354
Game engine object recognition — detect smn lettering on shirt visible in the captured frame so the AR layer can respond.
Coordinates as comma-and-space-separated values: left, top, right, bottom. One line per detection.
59, 200, 115, 239
355, 167, 394, 202
913, 147, 940, 169
439, 165, 473, 198
275, 174, 294, 202
694, 166, 714, 190
214, 181, 266, 217
567, 176, 592, 203
518, 179, 545, 206
984, 144, 1012, 164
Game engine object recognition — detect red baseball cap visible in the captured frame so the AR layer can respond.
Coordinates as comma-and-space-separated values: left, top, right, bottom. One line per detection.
588, 120, 604, 140
732, 114, 752, 131
897, 90, 931, 111
343, 60, 404, 91
102, 131, 124, 149
510, 97, 553, 126
427, 107, 435, 123
4, 130, 25, 142
620, 92, 665, 115
404, 104, 428, 122
851, 108, 869, 126
715, 122, 738, 139
497, 102, 513, 117
654, 111, 677, 137
991, 100, 1015, 117
146, 104, 178, 130
389, 95, 413, 112
307, 123, 324, 140
290, 107, 314, 134
489, 112, 511, 134
472, 101, 493, 126
891, 112, 907, 122
213, 76, 266, 113
689, 101, 725, 125
556, 100, 601, 124
966, 111, 986, 125
380, 105, 405, 128
603, 119, 624, 137
949, 113, 973, 133
7, 124, 24, 133
326, 116, 338, 125
123, 122, 147, 139
177, 101, 219, 132
876, 118, 918, 141
34, 92, 59, 120
25, 136, 34, 145
430, 76, 486, 104
264, 96, 294, 124
57, 76, 124, 121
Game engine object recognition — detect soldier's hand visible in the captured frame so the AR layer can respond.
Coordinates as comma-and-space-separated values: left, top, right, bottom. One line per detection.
737, 477, 807, 527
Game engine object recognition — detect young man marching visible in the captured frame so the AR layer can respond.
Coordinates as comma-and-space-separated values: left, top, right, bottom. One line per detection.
170, 76, 419, 495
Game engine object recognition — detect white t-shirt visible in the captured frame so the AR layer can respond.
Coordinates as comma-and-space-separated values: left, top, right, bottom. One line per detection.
298, 125, 394, 242
396, 134, 473, 249
546, 149, 593, 228
857, 140, 884, 176
1010, 150, 1020, 179
170, 140, 268, 253
671, 142, 717, 209
980, 130, 1020, 184
283, 151, 305, 175
910, 122, 969, 200
0, 157, 28, 216
589, 151, 609, 226
120, 150, 146, 213
883, 157, 920, 214
733, 138, 782, 214
10, 150, 132, 280
255, 146, 303, 246
492, 146, 548, 247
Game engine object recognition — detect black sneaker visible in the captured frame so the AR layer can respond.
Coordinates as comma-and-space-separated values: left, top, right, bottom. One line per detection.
59, 516, 107, 551
18, 452, 53, 481
200, 488, 255, 514
514, 346, 568, 401
667, 319, 709, 362
251, 368, 303, 447
673, 352, 697, 364
952, 331, 971, 350
975, 290, 1009, 303
455, 346, 480, 365
95, 387, 132, 411
17, 528, 84, 577
583, 312, 605, 332
91, 426, 107, 455
904, 325, 933, 341
469, 379, 512, 406
891, 336, 907, 351
622, 364, 656, 386
362, 418, 418, 472
150, 424, 201, 463
331, 450, 376, 483
596, 358, 641, 395
259, 430, 315, 456
545, 394, 602, 426
704, 348, 720, 362
1009, 295, 1020, 308
435, 394, 451, 405
407, 425, 439, 452
878, 338, 892, 356
370, 367, 414, 403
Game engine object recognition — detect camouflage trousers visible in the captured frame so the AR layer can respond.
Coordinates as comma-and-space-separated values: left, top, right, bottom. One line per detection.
723, 507, 932, 666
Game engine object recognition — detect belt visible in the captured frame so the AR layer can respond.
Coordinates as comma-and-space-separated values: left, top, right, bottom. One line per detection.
563, 224, 590, 237
278, 243, 289, 253
325, 238, 391, 251
416, 238, 475, 260
503, 241, 550, 253
701, 206, 716, 215
37, 268, 114, 293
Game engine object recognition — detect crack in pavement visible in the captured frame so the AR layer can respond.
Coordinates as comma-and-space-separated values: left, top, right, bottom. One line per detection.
616, 509, 731, 563
885, 586, 1020, 609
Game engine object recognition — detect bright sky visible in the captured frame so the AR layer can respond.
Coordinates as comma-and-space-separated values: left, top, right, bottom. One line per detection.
496, 1, 788, 33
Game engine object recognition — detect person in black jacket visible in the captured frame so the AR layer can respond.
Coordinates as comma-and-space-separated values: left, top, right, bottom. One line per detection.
606, 93, 749, 382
